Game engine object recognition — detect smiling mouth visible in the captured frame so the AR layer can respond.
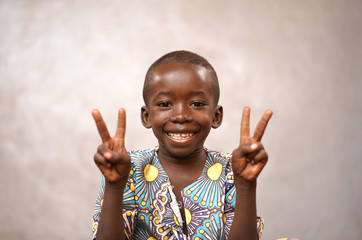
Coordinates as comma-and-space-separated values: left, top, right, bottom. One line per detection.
166, 132, 196, 141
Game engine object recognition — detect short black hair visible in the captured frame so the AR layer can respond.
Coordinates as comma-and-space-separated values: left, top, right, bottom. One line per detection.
143, 50, 220, 105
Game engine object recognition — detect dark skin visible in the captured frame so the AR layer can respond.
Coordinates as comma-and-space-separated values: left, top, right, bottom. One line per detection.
141, 63, 224, 234
92, 108, 131, 240
141, 63, 223, 204
92, 62, 272, 240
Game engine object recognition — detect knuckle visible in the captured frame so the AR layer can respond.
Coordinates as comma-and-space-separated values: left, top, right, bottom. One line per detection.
97, 144, 108, 153
97, 144, 103, 152
255, 142, 264, 149
94, 153, 103, 162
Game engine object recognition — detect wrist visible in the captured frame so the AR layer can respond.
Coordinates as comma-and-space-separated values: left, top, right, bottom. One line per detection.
105, 179, 127, 192
234, 178, 257, 194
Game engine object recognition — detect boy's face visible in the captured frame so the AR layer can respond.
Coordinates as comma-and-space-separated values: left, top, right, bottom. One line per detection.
141, 62, 223, 158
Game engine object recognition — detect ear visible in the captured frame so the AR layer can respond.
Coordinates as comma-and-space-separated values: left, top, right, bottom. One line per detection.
141, 106, 152, 129
211, 105, 223, 129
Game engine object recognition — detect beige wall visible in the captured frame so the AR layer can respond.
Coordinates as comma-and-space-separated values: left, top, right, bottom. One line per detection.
1, 0, 361, 239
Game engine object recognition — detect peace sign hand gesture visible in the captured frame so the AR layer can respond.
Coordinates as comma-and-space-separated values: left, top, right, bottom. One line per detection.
231, 106, 273, 185
92, 108, 131, 185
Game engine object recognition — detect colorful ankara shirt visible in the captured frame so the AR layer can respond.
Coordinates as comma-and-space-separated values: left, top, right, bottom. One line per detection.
92, 147, 263, 240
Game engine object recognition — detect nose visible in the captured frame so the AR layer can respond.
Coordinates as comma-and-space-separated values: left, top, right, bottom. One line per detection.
170, 104, 192, 123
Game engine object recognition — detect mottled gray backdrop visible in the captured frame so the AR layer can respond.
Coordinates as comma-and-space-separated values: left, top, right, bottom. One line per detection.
1, 0, 361, 239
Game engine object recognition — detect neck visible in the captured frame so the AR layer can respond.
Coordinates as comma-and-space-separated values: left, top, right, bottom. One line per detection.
156, 146, 207, 195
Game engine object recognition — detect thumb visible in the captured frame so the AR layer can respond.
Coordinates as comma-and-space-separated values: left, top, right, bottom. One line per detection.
236, 143, 259, 157
105, 151, 131, 165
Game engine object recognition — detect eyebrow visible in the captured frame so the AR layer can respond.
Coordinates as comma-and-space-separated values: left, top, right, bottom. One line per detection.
155, 91, 207, 98
189, 91, 207, 97
154, 91, 172, 99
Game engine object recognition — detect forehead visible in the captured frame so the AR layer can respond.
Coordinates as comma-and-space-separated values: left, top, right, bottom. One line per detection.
148, 62, 214, 96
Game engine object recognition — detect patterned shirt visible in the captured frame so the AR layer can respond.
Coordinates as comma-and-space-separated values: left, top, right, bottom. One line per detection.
92, 147, 263, 239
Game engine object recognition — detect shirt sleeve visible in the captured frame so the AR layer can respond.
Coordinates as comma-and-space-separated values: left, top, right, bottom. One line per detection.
91, 176, 105, 239
91, 164, 138, 240
121, 165, 138, 239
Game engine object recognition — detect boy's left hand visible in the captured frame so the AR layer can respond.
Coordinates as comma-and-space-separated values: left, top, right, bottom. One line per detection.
231, 106, 273, 185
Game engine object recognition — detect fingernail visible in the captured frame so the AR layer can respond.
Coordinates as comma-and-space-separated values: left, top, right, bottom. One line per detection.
104, 152, 111, 159
251, 143, 258, 149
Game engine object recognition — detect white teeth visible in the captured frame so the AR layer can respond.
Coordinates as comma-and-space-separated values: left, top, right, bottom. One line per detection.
168, 132, 194, 140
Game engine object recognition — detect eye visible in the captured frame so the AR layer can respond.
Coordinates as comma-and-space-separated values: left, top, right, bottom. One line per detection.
190, 101, 205, 107
157, 102, 172, 108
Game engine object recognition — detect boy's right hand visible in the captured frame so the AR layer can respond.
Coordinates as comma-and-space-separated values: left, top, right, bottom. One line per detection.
92, 108, 131, 185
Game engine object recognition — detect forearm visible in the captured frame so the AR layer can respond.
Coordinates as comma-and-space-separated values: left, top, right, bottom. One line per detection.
228, 181, 257, 240
96, 180, 127, 240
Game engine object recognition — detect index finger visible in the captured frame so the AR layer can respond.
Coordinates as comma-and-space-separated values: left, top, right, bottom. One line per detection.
253, 109, 273, 141
240, 106, 251, 145
92, 109, 111, 143
114, 108, 126, 143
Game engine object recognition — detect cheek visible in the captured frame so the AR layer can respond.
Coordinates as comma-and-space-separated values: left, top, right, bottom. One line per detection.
196, 111, 215, 125
150, 115, 165, 137
150, 111, 168, 127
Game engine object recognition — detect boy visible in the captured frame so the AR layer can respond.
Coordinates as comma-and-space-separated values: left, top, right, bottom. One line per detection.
91, 50, 273, 240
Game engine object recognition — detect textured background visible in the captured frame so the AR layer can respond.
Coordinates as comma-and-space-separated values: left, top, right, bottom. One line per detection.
1, 0, 361, 239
